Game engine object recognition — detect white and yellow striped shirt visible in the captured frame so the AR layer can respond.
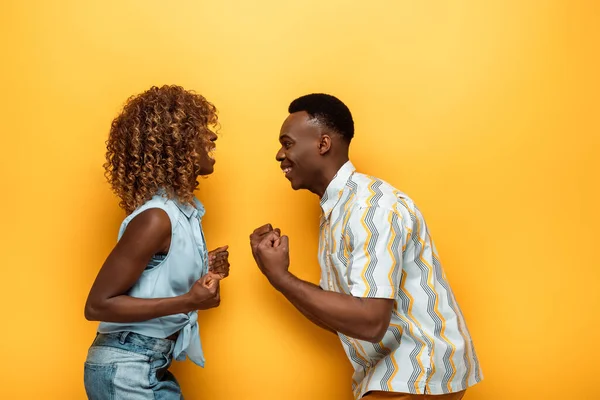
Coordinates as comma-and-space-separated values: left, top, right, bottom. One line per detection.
318, 161, 482, 399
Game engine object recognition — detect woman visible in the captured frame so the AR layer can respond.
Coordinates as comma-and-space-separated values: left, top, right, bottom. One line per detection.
84, 85, 230, 399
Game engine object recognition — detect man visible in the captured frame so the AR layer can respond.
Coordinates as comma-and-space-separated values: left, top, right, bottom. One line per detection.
250, 94, 482, 399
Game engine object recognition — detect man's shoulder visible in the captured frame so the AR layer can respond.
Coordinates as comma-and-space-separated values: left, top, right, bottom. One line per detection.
348, 172, 422, 219
348, 171, 406, 210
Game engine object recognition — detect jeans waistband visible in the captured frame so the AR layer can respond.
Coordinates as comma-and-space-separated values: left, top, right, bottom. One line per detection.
93, 331, 175, 355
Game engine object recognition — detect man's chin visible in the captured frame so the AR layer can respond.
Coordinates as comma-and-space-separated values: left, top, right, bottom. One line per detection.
289, 179, 304, 191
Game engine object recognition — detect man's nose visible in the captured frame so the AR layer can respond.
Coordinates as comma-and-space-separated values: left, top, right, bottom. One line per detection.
276, 148, 285, 161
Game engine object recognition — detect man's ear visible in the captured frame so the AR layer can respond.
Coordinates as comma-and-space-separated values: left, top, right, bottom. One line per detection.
318, 134, 332, 155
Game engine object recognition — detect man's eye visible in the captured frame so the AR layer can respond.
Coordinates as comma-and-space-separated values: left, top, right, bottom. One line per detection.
284, 142, 293, 148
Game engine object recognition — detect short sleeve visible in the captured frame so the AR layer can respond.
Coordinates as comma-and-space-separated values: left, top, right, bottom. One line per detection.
345, 205, 403, 298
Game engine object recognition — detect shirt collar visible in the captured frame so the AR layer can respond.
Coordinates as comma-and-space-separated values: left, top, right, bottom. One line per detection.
175, 197, 205, 219
320, 161, 355, 219
157, 188, 205, 219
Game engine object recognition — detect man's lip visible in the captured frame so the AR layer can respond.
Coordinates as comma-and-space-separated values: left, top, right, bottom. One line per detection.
281, 165, 292, 179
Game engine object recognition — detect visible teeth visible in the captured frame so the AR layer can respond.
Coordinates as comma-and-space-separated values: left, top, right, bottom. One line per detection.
283, 168, 291, 174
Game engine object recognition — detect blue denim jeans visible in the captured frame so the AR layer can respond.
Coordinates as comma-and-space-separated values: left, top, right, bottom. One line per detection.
84, 332, 183, 400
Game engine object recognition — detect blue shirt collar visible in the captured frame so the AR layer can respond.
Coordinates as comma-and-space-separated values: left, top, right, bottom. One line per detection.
174, 197, 205, 219
157, 188, 205, 219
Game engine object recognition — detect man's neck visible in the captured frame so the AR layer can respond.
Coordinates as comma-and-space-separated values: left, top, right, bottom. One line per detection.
313, 158, 349, 198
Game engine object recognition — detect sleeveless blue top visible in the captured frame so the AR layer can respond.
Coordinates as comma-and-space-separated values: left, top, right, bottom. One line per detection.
98, 193, 209, 367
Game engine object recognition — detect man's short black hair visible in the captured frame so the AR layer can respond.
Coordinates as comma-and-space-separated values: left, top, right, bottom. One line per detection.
288, 93, 354, 142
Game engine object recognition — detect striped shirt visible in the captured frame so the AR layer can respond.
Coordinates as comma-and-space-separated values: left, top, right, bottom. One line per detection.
318, 161, 482, 399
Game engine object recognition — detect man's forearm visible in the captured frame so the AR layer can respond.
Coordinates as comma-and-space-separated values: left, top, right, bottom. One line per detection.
269, 272, 389, 342
294, 295, 337, 334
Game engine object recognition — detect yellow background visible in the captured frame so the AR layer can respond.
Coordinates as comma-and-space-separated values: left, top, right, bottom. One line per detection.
1, 1, 598, 399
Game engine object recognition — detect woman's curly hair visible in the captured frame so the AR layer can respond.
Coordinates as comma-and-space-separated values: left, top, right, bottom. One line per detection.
104, 85, 218, 214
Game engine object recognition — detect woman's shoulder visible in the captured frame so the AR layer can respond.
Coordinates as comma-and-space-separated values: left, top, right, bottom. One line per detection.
117, 194, 180, 239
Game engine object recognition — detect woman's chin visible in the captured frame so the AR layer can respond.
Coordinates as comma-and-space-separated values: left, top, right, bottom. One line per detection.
198, 163, 215, 176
